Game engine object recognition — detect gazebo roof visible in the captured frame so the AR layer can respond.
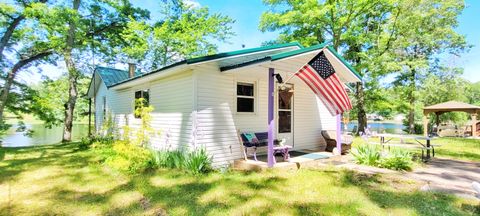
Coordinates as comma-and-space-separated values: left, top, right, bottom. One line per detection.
423, 101, 480, 114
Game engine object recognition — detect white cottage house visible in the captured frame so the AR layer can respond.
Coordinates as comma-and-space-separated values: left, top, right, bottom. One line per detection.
87, 42, 361, 167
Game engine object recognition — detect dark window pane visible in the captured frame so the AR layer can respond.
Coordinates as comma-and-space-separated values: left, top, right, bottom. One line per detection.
135, 91, 142, 99
237, 83, 254, 96
279, 111, 291, 133
278, 89, 293, 110
237, 98, 254, 112
134, 90, 149, 118
143, 90, 149, 106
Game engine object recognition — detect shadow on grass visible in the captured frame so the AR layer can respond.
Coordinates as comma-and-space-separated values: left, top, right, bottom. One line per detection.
0, 142, 91, 184
435, 149, 480, 161
2, 142, 478, 215
340, 170, 476, 216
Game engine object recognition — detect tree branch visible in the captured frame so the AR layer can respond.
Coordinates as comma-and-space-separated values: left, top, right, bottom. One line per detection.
12, 50, 53, 73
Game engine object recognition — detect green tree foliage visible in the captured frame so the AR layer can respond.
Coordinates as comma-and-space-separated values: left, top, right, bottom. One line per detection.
466, 81, 480, 106
388, 0, 468, 133
32, 0, 149, 141
30, 75, 90, 128
0, 0, 54, 126
121, 1, 234, 71
260, 0, 401, 134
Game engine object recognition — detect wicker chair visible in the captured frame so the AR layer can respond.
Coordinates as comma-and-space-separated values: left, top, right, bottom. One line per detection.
321, 130, 353, 154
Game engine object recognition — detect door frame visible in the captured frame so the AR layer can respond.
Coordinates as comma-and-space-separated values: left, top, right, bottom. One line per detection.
275, 83, 294, 146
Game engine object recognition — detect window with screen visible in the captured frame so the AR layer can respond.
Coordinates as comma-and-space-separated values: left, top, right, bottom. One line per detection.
236, 82, 255, 113
134, 89, 149, 118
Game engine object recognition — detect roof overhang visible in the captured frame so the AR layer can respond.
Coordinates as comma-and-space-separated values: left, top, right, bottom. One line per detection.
220, 43, 362, 83
423, 101, 480, 115
104, 42, 303, 90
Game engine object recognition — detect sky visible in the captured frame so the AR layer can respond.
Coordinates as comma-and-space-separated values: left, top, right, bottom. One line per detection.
20, 0, 480, 83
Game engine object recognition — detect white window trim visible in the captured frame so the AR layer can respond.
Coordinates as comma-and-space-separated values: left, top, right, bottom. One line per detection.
235, 81, 257, 115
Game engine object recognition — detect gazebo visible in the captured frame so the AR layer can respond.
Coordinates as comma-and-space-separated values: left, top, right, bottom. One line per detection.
423, 101, 480, 137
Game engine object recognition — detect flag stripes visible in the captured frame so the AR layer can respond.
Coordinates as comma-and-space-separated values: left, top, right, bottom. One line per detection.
295, 51, 353, 116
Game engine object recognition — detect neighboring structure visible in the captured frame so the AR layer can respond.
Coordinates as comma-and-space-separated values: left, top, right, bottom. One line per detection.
423, 101, 480, 137
87, 42, 361, 167
366, 113, 384, 121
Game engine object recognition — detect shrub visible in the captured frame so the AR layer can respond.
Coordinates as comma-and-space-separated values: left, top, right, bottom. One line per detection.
152, 150, 185, 169
351, 144, 381, 166
93, 140, 155, 174
184, 148, 212, 175
80, 135, 115, 150
379, 148, 412, 171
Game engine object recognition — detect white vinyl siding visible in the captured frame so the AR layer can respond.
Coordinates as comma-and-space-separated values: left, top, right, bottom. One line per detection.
193, 63, 336, 166
194, 63, 242, 167
94, 62, 337, 167
95, 71, 194, 151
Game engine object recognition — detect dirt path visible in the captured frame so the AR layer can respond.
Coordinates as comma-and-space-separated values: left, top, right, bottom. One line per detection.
405, 158, 480, 199
336, 157, 480, 199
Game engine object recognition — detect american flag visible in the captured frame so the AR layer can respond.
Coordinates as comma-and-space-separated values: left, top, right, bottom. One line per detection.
295, 51, 352, 115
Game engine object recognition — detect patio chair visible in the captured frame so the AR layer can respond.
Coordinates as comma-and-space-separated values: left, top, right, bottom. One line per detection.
321, 130, 353, 154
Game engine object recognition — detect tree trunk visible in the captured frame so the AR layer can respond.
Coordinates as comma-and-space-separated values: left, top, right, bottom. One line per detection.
0, 51, 52, 123
0, 15, 25, 62
408, 69, 416, 134
62, 0, 81, 142
356, 82, 367, 135
0, 69, 15, 123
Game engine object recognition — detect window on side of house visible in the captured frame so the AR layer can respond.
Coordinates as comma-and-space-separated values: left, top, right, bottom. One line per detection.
236, 82, 255, 113
134, 89, 150, 118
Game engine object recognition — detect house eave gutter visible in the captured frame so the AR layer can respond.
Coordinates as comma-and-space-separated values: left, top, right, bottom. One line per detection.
109, 62, 189, 90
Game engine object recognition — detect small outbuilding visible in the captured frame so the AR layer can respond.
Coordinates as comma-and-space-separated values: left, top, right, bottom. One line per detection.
423, 101, 480, 137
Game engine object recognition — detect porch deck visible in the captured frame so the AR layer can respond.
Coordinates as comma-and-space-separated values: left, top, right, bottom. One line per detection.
233, 150, 342, 171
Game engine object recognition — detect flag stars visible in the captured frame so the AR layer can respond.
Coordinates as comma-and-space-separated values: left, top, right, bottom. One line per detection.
309, 52, 335, 79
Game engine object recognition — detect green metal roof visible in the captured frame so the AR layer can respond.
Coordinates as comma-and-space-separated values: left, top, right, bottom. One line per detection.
185, 42, 303, 64
270, 41, 330, 61
96, 66, 142, 87
325, 46, 362, 80
105, 42, 303, 88
219, 42, 363, 82
90, 41, 362, 91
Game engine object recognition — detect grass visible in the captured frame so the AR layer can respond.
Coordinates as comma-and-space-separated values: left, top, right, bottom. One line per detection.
0, 143, 479, 215
354, 136, 480, 162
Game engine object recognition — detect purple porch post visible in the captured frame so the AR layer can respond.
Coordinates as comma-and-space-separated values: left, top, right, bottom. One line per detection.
267, 68, 275, 167
336, 114, 342, 155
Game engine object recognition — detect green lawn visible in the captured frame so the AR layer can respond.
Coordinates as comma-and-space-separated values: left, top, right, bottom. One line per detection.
0, 143, 478, 216
354, 136, 480, 162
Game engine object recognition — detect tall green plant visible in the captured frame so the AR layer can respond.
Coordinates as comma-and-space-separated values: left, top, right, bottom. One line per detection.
184, 148, 212, 175
351, 144, 381, 166
133, 98, 156, 147
379, 148, 412, 171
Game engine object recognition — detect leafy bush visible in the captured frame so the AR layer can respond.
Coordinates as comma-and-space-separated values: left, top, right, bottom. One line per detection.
166, 150, 185, 169
184, 148, 212, 175
79, 135, 115, 150
352, 144, 413, 171
151, 148, 212, 175
93, 140, 155, 174
379, 148, 412, 171
351, 144, 381, 166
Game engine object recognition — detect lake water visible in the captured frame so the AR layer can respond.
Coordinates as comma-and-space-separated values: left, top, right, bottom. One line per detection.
342, 122, 405, 134
1, 124, 89, 147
